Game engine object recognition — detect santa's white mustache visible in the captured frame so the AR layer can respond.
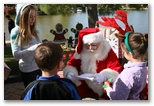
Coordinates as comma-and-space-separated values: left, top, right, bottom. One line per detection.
87, 49, 95, 53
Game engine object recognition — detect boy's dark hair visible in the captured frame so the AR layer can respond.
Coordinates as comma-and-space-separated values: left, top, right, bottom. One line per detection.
34, 42, 63, 71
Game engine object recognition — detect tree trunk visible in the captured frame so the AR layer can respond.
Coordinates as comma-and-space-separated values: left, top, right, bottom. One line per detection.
86, 4, 98, 28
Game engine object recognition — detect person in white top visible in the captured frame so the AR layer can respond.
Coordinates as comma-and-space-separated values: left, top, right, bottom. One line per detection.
10, 4, 42, 87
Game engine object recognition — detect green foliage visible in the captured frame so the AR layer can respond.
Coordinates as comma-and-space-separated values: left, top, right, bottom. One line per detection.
98, 4, 123, 15
38, 4, 78, 15
8, 8, 16, 15
39, 4, 52, 15
4, 4, 148, 15
128, 4, 148, 10
97, 4, 148, 15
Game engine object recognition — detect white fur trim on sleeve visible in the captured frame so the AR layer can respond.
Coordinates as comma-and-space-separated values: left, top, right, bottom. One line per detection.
100, 68, 119, 82
63, 66, 79, 77
63, 66, 81, 86
73, 52, 80, 59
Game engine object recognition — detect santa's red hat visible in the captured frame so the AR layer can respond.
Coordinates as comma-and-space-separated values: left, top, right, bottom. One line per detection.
74, 28, 104, 59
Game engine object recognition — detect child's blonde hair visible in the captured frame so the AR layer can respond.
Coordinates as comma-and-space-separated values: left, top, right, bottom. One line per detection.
18, 5, 39, 45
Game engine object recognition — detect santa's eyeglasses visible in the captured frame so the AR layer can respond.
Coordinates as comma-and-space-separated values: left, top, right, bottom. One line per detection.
84, 43, 100, 50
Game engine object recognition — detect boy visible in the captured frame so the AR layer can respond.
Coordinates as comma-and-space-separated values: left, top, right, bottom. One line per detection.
21, 42, 81, 100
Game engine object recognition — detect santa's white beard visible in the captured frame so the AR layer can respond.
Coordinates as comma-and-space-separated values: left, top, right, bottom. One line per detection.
76, 41, 111, 97
80, 49, 103, 96
80, 44, 105, 73
80, 49, 98, 74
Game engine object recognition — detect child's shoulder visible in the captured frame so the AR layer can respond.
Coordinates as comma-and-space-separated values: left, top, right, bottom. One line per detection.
21, 78, 77, 100
57, 78, 77, 86
37, 78, 77, 89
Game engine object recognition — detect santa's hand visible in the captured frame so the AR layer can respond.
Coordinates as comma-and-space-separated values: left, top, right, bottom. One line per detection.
92, 73, 107, 85
66, 72, 78, 82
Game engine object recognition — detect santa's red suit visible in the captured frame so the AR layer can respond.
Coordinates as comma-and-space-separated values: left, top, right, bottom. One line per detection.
63, 28, 122, 99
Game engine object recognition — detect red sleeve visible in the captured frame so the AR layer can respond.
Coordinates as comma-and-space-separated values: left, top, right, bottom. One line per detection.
106, 49, 123, 73
67, 56, 81, 72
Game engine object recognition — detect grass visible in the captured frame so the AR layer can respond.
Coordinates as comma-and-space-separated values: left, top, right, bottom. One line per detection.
4, 46, 19, 70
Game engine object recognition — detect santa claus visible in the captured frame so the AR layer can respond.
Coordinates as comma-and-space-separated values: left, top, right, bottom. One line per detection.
63, 28, 122, 99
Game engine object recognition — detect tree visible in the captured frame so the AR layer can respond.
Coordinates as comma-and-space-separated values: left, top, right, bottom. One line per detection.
86, 4, 98, 28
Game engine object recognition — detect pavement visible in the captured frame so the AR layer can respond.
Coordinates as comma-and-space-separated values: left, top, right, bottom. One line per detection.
4, 81, 24, 100
4, 63, 24, 100
4, 41, 24, 100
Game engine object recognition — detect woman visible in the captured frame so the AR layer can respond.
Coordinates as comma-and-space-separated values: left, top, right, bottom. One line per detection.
10, 4, 42, 87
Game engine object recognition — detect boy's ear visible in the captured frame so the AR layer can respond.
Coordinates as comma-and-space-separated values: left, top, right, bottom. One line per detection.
57, 61, 64, 70
56, 62, 61, 69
